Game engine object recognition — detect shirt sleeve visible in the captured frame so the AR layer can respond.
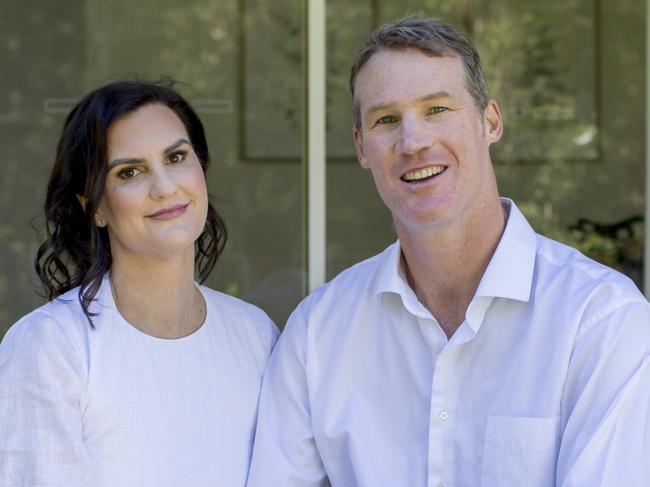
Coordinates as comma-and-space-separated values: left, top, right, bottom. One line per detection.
0, 312, 90, 486
246, 304, 329, 487
557, 298, 650, 486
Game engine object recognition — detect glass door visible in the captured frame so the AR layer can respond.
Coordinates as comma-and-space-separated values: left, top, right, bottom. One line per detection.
324, 0, 647, 291
0, 0, 307, 333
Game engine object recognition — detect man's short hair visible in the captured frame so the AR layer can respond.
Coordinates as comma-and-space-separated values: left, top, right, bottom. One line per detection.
349, 16, 489, 129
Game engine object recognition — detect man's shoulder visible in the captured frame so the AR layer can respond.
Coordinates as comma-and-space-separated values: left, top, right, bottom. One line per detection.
316, 244, 393, 294
278, 245, 395, 354
297, 244, 395, 315
534, 233, 645, 306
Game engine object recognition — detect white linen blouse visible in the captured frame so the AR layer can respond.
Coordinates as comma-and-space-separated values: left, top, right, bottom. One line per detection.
0, 278, 279, 487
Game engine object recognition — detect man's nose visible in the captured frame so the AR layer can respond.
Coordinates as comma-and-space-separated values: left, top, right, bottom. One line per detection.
397, 117, 432, 156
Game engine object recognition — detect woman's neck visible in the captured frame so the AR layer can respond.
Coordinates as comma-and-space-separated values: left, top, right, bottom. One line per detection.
108, 250, 206, 339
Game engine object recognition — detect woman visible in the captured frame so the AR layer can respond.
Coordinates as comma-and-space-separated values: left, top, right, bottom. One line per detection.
0, 80, 279, 486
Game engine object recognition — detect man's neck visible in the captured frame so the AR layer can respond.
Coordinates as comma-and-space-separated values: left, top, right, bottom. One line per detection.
397, 198, 507, 338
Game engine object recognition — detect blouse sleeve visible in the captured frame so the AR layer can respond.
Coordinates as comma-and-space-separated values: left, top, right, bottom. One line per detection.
0, 311, 90, 486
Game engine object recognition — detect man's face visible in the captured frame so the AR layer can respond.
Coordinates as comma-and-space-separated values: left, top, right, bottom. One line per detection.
353, 48, 503, 232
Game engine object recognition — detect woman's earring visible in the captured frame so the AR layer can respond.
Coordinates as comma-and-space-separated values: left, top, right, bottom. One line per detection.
96, 218, 105, 227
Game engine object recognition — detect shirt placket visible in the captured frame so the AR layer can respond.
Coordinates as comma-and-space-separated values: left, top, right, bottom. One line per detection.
417, 316, 452, 487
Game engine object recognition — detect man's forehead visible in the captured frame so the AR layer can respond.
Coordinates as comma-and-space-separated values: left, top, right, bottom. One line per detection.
354, 50, 467, 105
357, 47, 462, 78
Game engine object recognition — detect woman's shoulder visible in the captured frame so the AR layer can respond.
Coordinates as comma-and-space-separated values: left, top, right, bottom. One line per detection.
200, 285, 271, 321
2, 287, 89, 358
199, 285, 280, 350
1, 287, 90, 386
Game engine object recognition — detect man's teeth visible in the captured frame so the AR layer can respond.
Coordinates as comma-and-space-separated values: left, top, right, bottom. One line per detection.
402, 166, 445, 181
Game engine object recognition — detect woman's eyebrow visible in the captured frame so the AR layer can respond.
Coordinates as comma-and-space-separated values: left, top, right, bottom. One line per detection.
163, 138, 190, 155
108, 138, 191, 169
108, 156, 144, 169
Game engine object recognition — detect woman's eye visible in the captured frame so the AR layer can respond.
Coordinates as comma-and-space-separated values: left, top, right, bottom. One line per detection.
429, 106, 448, 114
168, 151, 187, 164
117, 167, 141, 179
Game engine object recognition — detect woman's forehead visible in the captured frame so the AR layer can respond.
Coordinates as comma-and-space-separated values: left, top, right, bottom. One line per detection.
107, 104, 189, 156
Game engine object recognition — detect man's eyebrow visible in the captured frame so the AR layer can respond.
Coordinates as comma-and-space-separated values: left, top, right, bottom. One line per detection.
108, 138, 191, 169
365, 91, 454, 117
417, 91, 453, 103
365, 102, 392, 117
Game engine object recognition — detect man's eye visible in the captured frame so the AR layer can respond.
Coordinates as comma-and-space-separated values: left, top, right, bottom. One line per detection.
376, 115, 398, 125
429, 106, 448, 114
168, 151, 187, 164
117, 167, 141, 179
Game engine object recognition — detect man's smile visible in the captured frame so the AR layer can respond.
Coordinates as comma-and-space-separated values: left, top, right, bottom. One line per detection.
400, 165, 447, 183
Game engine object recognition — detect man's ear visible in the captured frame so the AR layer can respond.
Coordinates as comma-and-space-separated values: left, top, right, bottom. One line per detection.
353, 125, 370, 169
483, 99, 503, 144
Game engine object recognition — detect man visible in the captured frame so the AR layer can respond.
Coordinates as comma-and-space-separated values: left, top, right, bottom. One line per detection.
247, 16, 650, 486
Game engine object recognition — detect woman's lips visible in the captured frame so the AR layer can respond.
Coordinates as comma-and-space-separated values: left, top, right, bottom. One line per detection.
146, 203, 189, 220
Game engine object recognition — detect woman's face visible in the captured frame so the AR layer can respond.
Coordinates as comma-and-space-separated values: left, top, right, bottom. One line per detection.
96, 103, 208, 263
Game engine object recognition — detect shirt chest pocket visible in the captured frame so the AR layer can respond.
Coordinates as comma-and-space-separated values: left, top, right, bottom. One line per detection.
480, 416, 560, 487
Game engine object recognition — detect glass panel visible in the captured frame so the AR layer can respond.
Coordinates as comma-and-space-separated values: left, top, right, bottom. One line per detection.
325, 1, 394, 277
326, 0, 646, 290
0, 0, 86, 329
0, 0, 306, 336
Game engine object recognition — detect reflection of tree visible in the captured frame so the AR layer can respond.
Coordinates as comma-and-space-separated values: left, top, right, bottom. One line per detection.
0, 0, 308, 332
1, 0, 646, 334
483, 0, 645, 289
86, 0, 237, 94
86, 0, 308, 321
0, 0, 87, 330
568, 216, 643, 282
247, 0, 302, 128
517, 14, 568, 109
476, 1, 598, 162
325, 0, 645, 291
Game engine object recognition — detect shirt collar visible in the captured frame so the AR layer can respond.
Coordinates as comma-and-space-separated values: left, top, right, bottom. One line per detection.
372, 198, 537, 304
474, 198, 536, 302
372, 240, 408, 297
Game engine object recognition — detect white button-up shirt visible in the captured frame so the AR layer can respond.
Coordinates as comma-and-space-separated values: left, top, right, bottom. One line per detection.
248, 200, 650, 487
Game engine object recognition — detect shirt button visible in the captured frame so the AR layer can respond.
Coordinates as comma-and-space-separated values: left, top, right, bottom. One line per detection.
437, 483, 445, 487
439, 409, 448, 421
433, 343, 441, 352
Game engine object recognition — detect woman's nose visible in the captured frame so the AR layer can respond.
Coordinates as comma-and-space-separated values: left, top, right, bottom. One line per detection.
149, 166, 179, 199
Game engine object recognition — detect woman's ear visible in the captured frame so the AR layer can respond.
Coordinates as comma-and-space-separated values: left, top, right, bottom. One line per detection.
76, 194, 87, 211
76, 195, 106, 227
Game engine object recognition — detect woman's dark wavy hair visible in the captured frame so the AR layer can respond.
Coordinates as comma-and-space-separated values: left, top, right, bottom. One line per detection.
35, 79, 227, 324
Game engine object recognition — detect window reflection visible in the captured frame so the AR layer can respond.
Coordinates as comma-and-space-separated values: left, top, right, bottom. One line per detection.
326, 0, 646, 290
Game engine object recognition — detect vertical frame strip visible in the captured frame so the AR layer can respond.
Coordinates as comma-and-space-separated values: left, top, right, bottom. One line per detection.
643, 0, 650, 299
307, 0, 327, 292
646, 0, 650, 296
